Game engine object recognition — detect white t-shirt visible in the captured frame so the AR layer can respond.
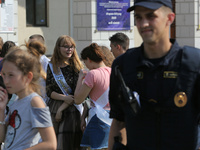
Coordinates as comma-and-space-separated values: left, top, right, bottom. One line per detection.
40, 55, 50, 103
40, 55, 50, 72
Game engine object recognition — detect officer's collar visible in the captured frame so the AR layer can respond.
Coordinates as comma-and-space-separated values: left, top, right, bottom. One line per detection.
137, 39, 180, 67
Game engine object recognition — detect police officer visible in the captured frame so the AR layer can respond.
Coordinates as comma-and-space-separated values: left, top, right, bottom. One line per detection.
108, 0, 200, 150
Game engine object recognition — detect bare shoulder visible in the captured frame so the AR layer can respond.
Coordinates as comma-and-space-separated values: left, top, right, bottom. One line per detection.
31, 96, 46, 108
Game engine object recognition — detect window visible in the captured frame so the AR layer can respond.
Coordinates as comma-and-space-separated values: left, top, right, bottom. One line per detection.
26, 0, 47, 27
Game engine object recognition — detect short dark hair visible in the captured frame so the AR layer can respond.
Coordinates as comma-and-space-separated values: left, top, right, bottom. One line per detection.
0, 37, 3, 50
0, 41, 16, 57
29, 34, 45, 44
109, 32, 129, 50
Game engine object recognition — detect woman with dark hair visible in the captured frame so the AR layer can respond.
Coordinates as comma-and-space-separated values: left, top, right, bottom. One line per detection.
26, 40, 49, 103
0, 37, 3, 56
74, 43, 113, 150
0, 41, 16, 72
28, 34, 50, 73
46, 35, 85, 150
100, 45, 114, 67
0, 41, 15, 58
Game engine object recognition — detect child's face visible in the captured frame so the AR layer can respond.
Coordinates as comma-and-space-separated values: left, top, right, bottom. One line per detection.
59, 44, 74, 59
1, 61, 28, 95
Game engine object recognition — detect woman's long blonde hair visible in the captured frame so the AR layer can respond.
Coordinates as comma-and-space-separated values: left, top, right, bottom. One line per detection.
51, 35, 83, 74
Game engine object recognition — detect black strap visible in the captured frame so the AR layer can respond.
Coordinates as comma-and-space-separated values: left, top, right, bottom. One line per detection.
115, 65, 140, 116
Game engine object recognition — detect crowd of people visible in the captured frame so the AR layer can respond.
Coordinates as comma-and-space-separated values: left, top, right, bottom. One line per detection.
0, 32, 123, 150
1, 0, 200, 150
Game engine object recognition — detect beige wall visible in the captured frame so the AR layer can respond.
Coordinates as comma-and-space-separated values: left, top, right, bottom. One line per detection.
18, 0, 72, 55
3, 0, 200, 57
17, 0, 141, 55
17, 0, 200, 56
17, 0, 139, 55
73, 0, 136, 53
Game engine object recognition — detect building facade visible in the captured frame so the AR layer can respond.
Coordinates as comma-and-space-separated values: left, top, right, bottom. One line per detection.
0, 0, 200, 55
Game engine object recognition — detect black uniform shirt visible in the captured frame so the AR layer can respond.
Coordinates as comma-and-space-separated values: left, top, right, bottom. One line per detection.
109, 39, 200, 150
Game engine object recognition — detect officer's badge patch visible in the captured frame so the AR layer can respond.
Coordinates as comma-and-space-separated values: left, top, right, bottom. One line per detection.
137, 72, 143, 79
174, 92, 187, 107
163, 71, 178, 78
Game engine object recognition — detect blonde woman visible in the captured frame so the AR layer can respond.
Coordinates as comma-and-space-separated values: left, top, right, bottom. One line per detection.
46, 35, 85, 150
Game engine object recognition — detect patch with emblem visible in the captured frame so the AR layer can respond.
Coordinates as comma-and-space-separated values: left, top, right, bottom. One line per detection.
163, 71, 178, 78
137, 72, 143, 79
174, 92, 187, 107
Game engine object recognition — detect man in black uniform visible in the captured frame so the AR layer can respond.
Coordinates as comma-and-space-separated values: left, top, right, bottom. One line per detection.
108, 0, 200, 150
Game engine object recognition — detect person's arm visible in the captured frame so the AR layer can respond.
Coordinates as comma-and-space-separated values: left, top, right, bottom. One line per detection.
55, 102, 70, 122
0, 109, 6, 143
26, 96, 57, 150
80, 103, 88, 131
0, 87, 8, 143
108, 58, 127, 150
25, 127, 57, 150
74, 70, 91, 104
108, 119, 127, 150
50, 91, 74, 104
46, 65, 74, 104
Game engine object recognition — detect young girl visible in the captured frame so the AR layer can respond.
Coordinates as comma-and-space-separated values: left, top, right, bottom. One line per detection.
0, 48, 57, 150
0, 41, 16, 72
74, 43, 114, 150
26, 40, 49, 103
46, 35, 85, 150
28, 34, 50, 73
